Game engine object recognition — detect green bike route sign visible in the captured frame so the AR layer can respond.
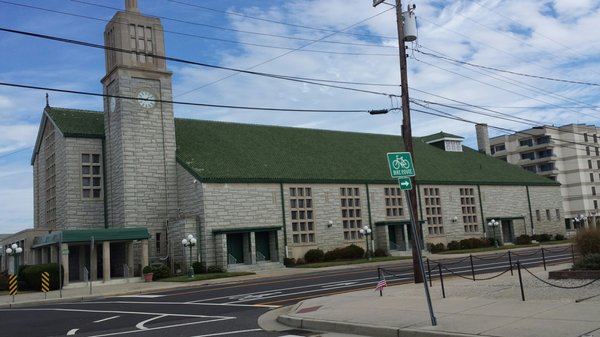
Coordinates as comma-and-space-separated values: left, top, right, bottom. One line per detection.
387, 152, 415, 178
398, 177, 413, 190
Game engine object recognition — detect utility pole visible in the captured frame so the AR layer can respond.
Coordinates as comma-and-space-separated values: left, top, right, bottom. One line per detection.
395, 0, 423, 284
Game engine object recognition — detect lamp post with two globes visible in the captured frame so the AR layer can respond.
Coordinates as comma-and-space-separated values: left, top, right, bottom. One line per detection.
181, 234, 197, 278
487, 219, 500, 248
359, 225, 372, 261
5, 243, 23, 275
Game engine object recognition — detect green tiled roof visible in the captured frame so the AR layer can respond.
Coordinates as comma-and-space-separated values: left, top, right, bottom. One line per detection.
43, 107, 558, 186
421, 132, 463, 143
46, 107, 104, 138
175, 118, 558, 186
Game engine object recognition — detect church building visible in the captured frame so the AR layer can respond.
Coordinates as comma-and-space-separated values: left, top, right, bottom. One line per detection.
1, 1, 565, 283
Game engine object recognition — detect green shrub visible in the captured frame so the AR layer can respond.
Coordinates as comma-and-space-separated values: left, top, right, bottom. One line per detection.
573, 253, 600, 270
283, 257, 296, 266
554, 233, 565, 241
19, 264, 63, 290
207, 265, 225, 273
515, 234, 532, 245
428, 243, 445, 253
142, 265, 153, 274
339, 244, 365, 259
323, 250, 339, 261
192, 262, 206, 274
447, 240, 460, 250
574, 228, 600, 257
295, 258, 305, 265
532, 233, 552, 242
459, 238, 488, 249
304, 249, 325, 263
149, 264, 171, 280
373, 248, 388, 257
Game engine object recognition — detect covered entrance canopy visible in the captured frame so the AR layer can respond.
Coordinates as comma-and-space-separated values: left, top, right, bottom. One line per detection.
31, 228, 150, 284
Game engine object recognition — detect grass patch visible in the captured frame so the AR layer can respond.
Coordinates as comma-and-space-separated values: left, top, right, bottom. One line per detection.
158, 272, 254, 282
293, 255, 410, 268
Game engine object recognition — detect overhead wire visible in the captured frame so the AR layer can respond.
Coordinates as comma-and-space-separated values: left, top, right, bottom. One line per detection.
0, 81, 368, 113
0, 27, 395, 98
0, 1, 396, 56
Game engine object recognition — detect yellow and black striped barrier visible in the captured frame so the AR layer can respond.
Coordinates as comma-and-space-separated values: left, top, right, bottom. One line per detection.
8, 274, 17, 297
41, 272, 50, 295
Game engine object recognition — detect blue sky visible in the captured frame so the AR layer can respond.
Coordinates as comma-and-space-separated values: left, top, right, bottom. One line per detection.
1, 0, 599, 233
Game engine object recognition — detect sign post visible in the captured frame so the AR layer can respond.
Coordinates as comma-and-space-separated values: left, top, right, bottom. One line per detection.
386, 152, 437, 325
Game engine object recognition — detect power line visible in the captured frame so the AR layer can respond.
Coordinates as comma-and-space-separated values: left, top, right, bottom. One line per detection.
416, 48, 600, 87
174, 6, 396, 97
0, 146, 33, 160
1, 1, 396, 57
0, 27, 395, 97
165, 0, 397, 40
0, 81, 368, 113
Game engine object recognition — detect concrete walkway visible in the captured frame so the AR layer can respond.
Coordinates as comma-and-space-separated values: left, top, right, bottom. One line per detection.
277, 263, 600, 337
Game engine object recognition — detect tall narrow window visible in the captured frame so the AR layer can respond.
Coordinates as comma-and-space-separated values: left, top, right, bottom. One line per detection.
384, 187, 403, 218
155, 232, 161, 254
424, 188, 443, 235
289, 187, 315, 244
341, 187, 363, 240
81, 153, 102, 199
460, 188, 478, 233
535, 210, 541, 221
546, 209, 551, 220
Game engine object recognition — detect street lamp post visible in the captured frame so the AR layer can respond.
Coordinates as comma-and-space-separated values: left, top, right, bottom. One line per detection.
487, 219, 500, 248
573, 214, 585, 230
359, 225, 372, 261
181, 234, 197, 278
5, 243, 23, 275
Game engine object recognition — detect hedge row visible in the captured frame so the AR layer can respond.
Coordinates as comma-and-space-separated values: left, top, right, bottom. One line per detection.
0, 264, 64, 291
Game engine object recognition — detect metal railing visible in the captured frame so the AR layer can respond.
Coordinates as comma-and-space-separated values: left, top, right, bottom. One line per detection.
256, 251, 266, 262
228, 254, 238, 265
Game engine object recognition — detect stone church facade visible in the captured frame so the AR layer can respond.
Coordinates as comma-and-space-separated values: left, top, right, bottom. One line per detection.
1, 1, 565, 282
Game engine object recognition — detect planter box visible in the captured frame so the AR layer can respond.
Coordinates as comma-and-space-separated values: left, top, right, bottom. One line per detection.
548, 269, 600, 279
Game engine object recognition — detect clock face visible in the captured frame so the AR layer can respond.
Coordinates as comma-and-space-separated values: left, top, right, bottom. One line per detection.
109, 96, 116, 112
137, 90, 156, 109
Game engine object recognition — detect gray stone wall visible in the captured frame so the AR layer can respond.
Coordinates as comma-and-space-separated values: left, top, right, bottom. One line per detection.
528, 185, 565, 236
176, 165, 205, 264
103, 71, 178, 235
62, 138, 105, 229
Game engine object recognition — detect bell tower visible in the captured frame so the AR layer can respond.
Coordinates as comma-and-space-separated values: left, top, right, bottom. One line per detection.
101, 0, 177, 235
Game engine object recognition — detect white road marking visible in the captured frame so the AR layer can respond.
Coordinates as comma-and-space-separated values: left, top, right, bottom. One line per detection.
228, 292, 282, 301
86, 300, 280, 309
67, 328, 79, 335
135, 314, 166, 330
320, 281, 358, 288
117, 295, 166, 298
94, 316, 120, 323
87, 317, 236, 337
15, 307, 233, 319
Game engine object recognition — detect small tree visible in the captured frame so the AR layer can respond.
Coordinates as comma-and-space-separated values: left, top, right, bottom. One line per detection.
574, 228, 600, 257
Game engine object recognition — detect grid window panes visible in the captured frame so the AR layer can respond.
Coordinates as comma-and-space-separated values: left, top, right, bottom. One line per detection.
460, 188, 478, 233
384, 187, 403, 218
424, 188, 443, 235
81, 154, 102, 199
290, 187, 315, 244
341, 187, 363, 240
129, 24, 154, 64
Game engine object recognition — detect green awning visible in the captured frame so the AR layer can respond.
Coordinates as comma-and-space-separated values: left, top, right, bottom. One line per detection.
32, 228, 150, 248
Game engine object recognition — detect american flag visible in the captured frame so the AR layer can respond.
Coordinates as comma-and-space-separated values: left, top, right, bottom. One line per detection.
375, 278, 387, 291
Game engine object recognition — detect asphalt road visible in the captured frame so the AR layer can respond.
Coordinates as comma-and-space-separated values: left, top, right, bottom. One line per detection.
0, 246, 575, 337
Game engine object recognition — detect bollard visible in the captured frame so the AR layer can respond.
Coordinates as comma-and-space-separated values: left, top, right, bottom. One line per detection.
508, 251, 513, 276
438, 263, 445, 299
378, 267, 383, 297
427, 258, 432, 287
470, 254, 476, 281
41, 272, 50, 300
9, 274, 17, 302
541, 247, 547, 271
516, 261, 525, 301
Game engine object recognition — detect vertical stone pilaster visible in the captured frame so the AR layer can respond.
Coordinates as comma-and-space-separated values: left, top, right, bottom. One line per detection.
141, 239, 149, 270
79, 245, 86, 281
61, 243, 69, 287
127, 242, 134, 277
90, 243, 98, 281
102, 241, 110, 282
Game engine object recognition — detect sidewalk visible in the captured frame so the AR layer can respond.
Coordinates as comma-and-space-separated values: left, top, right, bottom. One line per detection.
277, 262, 600, 337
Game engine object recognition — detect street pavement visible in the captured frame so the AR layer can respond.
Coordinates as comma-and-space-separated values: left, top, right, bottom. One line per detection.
1, 247, 598, 337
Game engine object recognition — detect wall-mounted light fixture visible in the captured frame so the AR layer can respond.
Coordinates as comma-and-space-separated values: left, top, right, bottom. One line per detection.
452, 216, 458, 223
327, 220, 333, 228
